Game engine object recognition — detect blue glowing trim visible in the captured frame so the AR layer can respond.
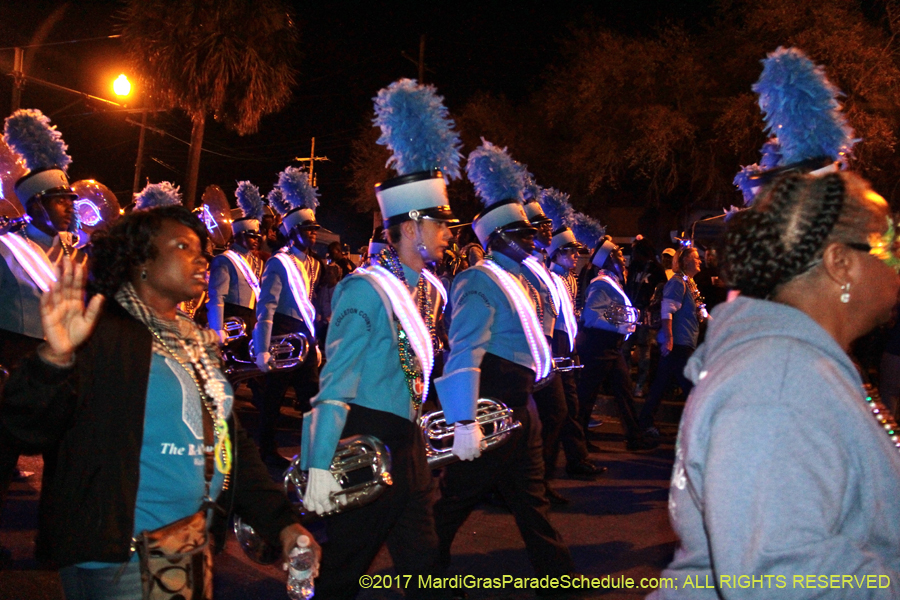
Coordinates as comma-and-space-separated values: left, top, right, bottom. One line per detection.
74, 198, 102, 227
198, 205, 218, 233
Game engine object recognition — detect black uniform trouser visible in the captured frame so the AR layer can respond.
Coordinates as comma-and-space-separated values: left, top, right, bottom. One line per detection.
550, 331, 589, 467
258, 314, 319, 456
575, 328, 642, 440
434, 354, 573, 577
317, 406, 444, 600
532, 369, 566, 480
0, 330, 43, 524
638, 344, 694, 430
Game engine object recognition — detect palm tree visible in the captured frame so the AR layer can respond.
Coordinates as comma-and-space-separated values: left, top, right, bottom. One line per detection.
121, 0, 299, 208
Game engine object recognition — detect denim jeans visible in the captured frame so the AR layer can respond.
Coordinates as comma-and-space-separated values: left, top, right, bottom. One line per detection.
60, 563, 143, 600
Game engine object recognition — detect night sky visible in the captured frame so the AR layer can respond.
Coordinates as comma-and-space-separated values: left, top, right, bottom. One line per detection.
0, 0, 713, 247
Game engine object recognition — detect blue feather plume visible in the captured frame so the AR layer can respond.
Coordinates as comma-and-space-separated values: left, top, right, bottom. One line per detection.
235, 180, 264, 221
266, 186, 290, 216
3, 108, 72, 172
752, 47, 856, 165
466, 139, 528, 207
134, 182, 182, 211
733, 165, 762, 205
373, 78, 462, 179
570, 212, 606, 249
759, 139, 782, 169
278, 166, 319, 211
540, 188, 575, 230
523, 174, 542, 203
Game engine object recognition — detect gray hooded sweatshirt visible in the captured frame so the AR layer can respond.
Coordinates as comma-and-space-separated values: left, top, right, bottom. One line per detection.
649, 296, 900, 599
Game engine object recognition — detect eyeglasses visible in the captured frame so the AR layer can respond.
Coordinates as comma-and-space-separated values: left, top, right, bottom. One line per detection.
846, 215, 900, 273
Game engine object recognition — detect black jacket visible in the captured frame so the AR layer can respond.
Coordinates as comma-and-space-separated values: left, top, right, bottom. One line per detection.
0, 300, 297, 567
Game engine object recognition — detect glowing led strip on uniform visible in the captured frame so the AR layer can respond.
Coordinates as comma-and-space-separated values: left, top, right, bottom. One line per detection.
420, 268, 447, 307
550, 272, 578, 352
523, 256, 561, 315
222, 250, 261, 304
479, 260, 552, 381
0, 232, 57, 292
273, 253, 317, 330
358, 265, 434, 404
594, 273, 633, 309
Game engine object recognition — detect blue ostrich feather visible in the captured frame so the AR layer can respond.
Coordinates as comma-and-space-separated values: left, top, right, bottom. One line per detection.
466, 139, 528, 207
571, 212, 606, 249
752, 47, 856, 165
539, 188, 575, 230
134, 182, 182, 211
759, 139, 782, 170
266, 186, 290, 216
733, 164, 762, 205
235, 180, 264, 221
373, 78, 462, 179
278, 166, 319, 211
523, 174, 542, 203
3, 108, 72, 172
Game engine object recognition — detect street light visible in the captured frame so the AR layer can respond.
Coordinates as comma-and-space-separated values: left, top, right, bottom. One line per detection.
113, 74, 131, 97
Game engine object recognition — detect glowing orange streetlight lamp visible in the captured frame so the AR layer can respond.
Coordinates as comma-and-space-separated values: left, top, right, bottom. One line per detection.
113, 74, 131, 97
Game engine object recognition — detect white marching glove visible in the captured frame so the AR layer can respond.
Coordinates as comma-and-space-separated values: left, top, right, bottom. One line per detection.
451, 422, 484, 461
255, 351, 272, 372
303, 467, 344, 515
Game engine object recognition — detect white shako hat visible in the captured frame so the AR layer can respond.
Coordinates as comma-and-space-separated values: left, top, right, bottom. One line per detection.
538, 187, 580, 256
4, 109, 77, 205
467, 139, 534, 247
232, 180, 264, 235
276, 166, 320, 234
522, 176, 551, 227
368, 225, 388, 256
372, 79, 462, 230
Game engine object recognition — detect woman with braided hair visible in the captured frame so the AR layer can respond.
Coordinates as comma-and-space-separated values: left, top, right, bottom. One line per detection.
649, 171, 900, 599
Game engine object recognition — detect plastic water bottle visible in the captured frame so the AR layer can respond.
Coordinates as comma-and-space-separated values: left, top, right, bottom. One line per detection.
287, 535, 315, 599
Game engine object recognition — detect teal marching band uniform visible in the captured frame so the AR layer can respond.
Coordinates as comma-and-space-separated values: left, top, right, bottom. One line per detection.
433, 140, 575, 580
302, 78, 462, 599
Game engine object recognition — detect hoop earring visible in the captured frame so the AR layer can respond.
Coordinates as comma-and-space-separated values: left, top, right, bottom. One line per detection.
141, 269, 148, 281
840, 282, 850, 304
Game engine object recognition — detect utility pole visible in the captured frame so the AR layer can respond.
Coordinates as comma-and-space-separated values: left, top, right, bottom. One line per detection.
419, 34, 425, 83
294, 137, 329, 187
402, 35, 433, 83
132, 109, 148, 197
11, 47, 24, 112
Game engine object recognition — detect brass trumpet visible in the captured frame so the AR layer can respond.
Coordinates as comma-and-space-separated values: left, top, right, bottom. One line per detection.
220, 317, 309, 384
419, 398, 522, 468
234, 434, 392, 564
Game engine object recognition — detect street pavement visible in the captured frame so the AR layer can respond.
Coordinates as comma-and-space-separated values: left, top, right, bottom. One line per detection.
0, 393, 680, 600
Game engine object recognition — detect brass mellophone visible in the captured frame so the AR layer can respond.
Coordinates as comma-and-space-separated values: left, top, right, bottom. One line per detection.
234, 434, 392, 564
603, 303, 642, 326
220, 317, 309, 384
234, 399, 521, 564
419, 398, 522, 468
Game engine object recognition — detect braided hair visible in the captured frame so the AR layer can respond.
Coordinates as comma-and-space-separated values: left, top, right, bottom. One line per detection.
722, 172, 882, 299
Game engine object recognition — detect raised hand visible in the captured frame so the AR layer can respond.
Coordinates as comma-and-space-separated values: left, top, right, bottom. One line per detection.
39, 257, 104, 366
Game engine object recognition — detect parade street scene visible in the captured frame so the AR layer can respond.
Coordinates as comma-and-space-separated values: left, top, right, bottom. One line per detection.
1, 1, 900, 599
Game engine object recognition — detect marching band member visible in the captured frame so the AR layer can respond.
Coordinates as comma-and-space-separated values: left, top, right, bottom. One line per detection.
253, 167, 322, 466
576, 231, 657, 451
433, 140, 576, 585
522, 181, 601, 506
539, 188, 599, 480
207, 181, 265, 342
302, 78, 461, 599
0, 109, 87, 528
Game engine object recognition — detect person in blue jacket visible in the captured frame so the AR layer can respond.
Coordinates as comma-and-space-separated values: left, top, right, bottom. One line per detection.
301, 78, 461, 600
252, 167, 322, 466
433, 140, 576, 587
